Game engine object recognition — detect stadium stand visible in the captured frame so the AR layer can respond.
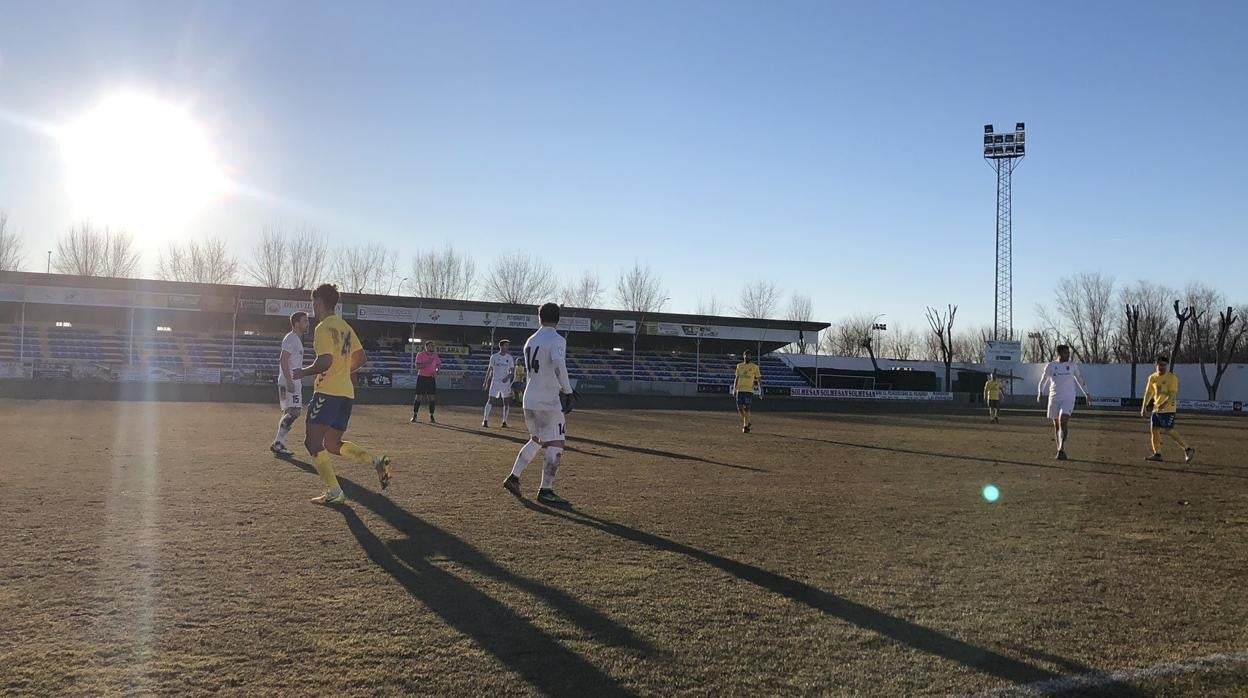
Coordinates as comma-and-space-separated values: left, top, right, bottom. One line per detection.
4, 323, 809, 388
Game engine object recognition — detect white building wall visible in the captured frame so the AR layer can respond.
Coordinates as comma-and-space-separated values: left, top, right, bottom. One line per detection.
779, 353, 1248, 402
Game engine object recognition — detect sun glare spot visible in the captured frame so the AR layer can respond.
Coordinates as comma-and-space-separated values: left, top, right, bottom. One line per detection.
60, 92, 230, 235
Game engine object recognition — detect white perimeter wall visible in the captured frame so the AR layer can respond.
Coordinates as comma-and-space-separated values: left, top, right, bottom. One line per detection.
778, 354, 1248, 402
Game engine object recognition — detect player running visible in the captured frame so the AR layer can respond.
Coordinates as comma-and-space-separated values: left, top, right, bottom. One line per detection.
503, 303, 576, 508
983, 372, 1004, 424
410, 344, 442, 423
1141, 355, 1195, 463
1037, 344, 1091, 461
271, 311, 311, 457
292, 284, 392, 504
732, 350, 764, 434
482, 339, 515, 428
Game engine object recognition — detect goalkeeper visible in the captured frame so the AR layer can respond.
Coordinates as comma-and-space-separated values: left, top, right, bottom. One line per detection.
502, 302, 579, 508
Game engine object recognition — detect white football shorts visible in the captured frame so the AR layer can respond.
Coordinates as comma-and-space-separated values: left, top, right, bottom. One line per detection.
279, 384, 304, 411
524, 408, 566, 443
1047, 394, 1075, 420
490, 381, 513, 400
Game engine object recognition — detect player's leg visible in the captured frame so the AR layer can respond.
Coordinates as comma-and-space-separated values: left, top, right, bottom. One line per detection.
503, 410, 543, 495
483, 396, 493, 426
325, 400, 391, 489
304, 413, 343, 503
1058, 413, 1071, 456
427, 390, 437, 422
536, 411, 569, 507
1149, 424, 1163, 458
273, 407, 301, 455
1161, 414, 1193, 461
500, 394, 510, 426
411, 391, 421, 421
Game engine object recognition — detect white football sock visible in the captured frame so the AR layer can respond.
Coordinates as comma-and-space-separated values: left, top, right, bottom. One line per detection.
540, 447, 563, 490
511, 440, 540, 477
484, 401, 493, 420
501, 402, 510, 422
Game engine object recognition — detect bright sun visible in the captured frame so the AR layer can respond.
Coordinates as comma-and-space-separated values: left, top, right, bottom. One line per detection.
60, 93, 229, 234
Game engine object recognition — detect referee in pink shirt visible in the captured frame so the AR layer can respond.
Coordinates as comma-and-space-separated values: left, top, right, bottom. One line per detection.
410, 345, 442, 423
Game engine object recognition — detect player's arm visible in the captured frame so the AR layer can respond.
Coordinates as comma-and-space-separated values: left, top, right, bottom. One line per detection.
350, 348, 367, 373
755, 367, 764, 400
553, 343, 574, 394
482, 364, 493, 389
1037, 365, 1052, 402
294, 354, 332, 380
1141, 378, 1155, 416
1074, 365, 1091, 399
280, 349, 293, 387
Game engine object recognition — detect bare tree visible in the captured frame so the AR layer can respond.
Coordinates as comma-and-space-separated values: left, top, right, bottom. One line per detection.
736, 280, 782, 319
332, 242, 398, 295
954, 325, 993, 363
1120, 303, 1143, 398
484, 251, 558, 305
409, 245, 477, 300
1191, 304, 1246, 400
156, 237, 239, 284
0, 211, 24, 271
695, 295, 724, 316
53, 222, 140, 277
821, 314, 874, 357
1119, 281, 1173, 365
1023, 327, 1058, 363
560, 271, 605, 308
781, 294, 814, 354
925, 304, 957, 390
246, 225, 289, 288
1170, 299, 1197, 368
289, 226, 329, 290
1053, 272, 1116, 363
887, 326, 921, 361
1180, 283, 1222, 364
614, 260, 667, 312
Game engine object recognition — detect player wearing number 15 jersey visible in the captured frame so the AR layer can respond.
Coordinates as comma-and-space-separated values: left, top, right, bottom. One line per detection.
292, 283, 392, 504
503, 302, 575, 508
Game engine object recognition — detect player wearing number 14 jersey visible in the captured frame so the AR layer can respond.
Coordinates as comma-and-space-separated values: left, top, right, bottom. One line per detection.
292, 283, 392, 504
503, 302, 575, 508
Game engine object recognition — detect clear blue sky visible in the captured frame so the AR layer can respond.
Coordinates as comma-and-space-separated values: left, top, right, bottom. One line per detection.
1, 0, 1245, 333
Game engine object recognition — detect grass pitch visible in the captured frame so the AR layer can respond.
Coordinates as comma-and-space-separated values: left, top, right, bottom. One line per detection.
2, 400, 1246, 696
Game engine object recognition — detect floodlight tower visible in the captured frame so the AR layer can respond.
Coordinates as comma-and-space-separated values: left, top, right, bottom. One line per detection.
983, 122, 1025, 341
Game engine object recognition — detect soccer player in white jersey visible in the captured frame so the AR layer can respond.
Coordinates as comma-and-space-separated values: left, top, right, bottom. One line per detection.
503, 303, 575, 508
1037, 344, 1092, 461
271, 311, 311, 457
482, 339, 516, 428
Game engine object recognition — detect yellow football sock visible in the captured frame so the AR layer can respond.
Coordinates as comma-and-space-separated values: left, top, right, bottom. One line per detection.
1167, 430, 1189, 449
312, 450, 340, 491
340, 441, 373, 465
1150, 428, 1162, 454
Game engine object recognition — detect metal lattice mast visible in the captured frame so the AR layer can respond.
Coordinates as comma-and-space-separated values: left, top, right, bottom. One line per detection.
983, 122, 1025, 342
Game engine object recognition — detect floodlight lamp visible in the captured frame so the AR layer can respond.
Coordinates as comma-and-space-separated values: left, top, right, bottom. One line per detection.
984, 124, 994, 134
1015, 122, 1025, 131
1016, 144, 1025, 155
984, 135, 993, 145
994, 134, 1004, 143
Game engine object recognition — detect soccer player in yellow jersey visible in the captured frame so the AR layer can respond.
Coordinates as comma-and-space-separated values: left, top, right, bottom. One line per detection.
732, 350, 764, 433
1141, 355, 1195, 463
983, 372, 1004, 424
292, 284, 393, 504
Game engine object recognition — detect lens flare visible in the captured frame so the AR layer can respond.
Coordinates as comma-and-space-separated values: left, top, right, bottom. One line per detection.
982, 484, 1001, 503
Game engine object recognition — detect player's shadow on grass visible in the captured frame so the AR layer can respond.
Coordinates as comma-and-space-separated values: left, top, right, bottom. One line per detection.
436, 423, 614, 460
517, 500, 1139, 693
287, 459, 646, 697
792, 435, 1248, 481
569, 435, 769, 473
